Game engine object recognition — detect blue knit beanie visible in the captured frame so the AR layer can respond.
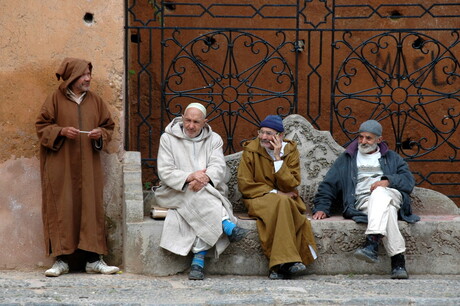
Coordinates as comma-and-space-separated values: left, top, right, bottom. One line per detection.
358, 120, 382, 136
259, 115, 284, 132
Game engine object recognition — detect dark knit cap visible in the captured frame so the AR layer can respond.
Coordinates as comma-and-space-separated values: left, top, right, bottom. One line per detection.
259, 115, 284, 132
358, 120, 382, 136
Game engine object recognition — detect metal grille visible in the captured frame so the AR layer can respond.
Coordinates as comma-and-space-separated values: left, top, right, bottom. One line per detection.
125, 0, 460, 203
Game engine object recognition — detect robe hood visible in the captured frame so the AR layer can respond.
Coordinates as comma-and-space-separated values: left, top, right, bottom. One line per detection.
56, 57, 93, 93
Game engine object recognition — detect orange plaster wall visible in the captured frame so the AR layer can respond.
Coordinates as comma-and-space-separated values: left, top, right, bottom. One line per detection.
0, 1, 124, 269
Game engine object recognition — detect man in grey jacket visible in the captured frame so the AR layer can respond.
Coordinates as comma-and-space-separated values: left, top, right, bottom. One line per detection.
154, 102, 249, 280
312, 120, 419, 279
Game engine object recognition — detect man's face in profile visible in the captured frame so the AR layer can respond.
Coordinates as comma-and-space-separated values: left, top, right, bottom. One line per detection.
71, 66, 92, 95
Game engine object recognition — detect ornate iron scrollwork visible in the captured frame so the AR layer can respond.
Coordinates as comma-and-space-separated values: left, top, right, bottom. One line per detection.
162, 30, 296, 152
334, 31, 460, 159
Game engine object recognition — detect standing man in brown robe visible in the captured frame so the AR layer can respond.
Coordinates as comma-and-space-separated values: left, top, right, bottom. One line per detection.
237, 115, 318, 279
36, 58, 119, 277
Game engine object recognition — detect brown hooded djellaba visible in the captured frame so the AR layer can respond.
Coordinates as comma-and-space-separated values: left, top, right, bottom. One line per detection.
237, 138, 317, 270
35, 58, 114, 257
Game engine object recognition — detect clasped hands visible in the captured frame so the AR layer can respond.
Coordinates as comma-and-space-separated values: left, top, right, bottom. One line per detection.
187, 169, 210, 192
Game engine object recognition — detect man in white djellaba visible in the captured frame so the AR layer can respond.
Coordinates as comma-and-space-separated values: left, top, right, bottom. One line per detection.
154, 102, 249, 280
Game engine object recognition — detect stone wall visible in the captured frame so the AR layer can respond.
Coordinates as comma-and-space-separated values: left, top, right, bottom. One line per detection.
0, 1, 124, 269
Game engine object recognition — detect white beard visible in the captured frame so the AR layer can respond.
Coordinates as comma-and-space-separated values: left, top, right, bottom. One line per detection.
358, 143, 378, 154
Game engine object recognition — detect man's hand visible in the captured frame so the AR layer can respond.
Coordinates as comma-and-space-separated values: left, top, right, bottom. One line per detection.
60, 127, 79, 139
312, 211, 327, 220
277, 190, 298, 199
188, 179, 206, 192
88, 128, 102, 140
186, 169, 210, 192
370, 180, 389, 192
187, 169, 209, 184
270, 134, 283, 161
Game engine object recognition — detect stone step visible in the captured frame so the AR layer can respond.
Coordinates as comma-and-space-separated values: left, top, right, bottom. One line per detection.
123, 215, 460, 277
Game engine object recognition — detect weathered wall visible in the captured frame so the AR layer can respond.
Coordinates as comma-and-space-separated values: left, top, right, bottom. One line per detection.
0, 1, 124, 269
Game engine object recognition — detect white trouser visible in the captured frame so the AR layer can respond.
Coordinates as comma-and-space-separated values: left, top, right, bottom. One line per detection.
192, 206, 230, 253
357, 187, 406, 257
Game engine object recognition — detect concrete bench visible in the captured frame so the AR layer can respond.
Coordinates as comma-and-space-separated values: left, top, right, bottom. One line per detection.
122, 114, 460, 276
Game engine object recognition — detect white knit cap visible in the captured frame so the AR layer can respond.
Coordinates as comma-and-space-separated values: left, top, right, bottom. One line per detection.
184, 103, 207, 117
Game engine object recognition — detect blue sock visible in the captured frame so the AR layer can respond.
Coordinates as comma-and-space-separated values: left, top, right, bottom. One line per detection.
222, 219, 236, 236
191, 251, 207, 268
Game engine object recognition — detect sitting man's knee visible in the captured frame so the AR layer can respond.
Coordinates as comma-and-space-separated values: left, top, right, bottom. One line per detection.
371, 186, 390, 197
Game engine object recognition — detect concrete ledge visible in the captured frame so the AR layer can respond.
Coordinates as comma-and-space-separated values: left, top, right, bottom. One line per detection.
124, 215, 460, 276
309, 215, 460, 275
123, 217, 190, 276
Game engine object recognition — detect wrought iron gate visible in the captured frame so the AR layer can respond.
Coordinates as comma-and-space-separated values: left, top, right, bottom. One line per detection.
125, 0, 460, 204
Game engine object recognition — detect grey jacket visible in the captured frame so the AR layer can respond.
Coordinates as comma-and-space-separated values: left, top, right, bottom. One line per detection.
313, 139, 420, 223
